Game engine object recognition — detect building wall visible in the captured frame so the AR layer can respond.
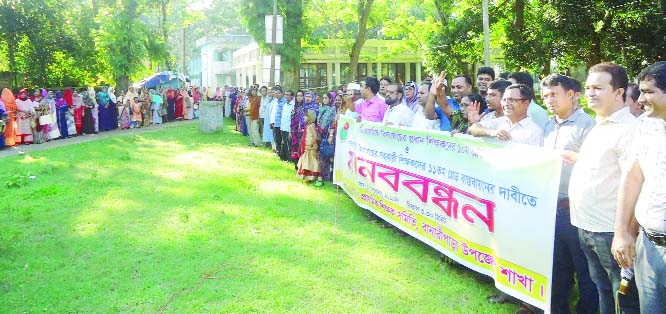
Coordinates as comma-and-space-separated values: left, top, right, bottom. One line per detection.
232, 39, 424, 90
190, 35, 253, 88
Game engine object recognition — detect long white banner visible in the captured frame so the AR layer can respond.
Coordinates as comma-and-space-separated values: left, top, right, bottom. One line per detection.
333, 117, 561, 311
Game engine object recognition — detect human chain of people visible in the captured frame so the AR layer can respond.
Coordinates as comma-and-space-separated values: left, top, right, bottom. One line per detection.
1, 60, 665, 314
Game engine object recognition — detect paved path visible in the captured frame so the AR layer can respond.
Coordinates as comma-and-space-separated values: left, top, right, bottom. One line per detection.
0, 120, 198, 159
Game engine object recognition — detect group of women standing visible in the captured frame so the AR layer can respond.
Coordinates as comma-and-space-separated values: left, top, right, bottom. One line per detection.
230, 86, 346, 186
0, 85, 199, 150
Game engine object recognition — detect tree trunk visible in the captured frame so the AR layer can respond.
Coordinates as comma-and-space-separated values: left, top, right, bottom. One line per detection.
513, 0, 524, 30
161, 0, 170, 70
349, 0, 374, 82
588, 33, 602, 68
116, 75, 130, 94
662, 0, 666, 14
281, 0, 303, 90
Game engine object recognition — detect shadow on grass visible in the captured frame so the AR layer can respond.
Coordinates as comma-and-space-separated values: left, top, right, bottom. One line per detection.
0, 119, 518, 313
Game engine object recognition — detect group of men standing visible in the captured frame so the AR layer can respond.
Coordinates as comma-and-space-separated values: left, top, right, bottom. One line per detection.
347, 61, 666, 314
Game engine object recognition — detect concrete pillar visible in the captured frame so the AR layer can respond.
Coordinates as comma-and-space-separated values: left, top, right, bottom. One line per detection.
405, 63, 411, 83
334, 63, 341, 87
376, 62, 382, 78
416, 63, 422, 83
326, 62, 333, 90
367, 62, 373, 77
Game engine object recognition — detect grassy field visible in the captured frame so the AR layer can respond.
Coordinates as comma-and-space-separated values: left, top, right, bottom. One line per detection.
0, 120, 519, 313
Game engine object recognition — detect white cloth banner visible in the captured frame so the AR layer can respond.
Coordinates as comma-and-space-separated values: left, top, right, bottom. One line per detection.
333, 117, 561, 311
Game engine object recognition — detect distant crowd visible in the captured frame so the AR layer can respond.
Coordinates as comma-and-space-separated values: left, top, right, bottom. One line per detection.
0, 85, 241, 148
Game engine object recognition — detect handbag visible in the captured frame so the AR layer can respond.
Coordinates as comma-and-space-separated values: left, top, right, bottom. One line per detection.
320, 139, 335, 158
39, 114, 53, 125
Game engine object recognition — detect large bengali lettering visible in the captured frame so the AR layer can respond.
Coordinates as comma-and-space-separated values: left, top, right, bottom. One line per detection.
351, 156, 495, 233
334, 118, 559, 311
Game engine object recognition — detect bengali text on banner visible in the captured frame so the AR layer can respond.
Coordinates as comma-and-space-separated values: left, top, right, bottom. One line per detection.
333, 117, 561, 312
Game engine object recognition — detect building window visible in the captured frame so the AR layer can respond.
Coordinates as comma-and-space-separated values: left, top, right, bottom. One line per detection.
410, 63, 417, 82
300, 63, 327, 90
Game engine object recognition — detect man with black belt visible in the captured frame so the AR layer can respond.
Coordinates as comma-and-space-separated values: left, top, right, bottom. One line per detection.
541, 74, 598, 314
613, 61, 666, 314
569, 62, 639, 314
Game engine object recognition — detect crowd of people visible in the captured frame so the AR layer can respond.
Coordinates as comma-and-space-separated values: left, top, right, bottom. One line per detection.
223, 61, 666, 314
0, 85, 213, 148
2, 59, 665, 314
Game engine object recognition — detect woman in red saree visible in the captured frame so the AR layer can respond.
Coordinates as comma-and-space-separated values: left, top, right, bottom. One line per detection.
175, 89, 185, 120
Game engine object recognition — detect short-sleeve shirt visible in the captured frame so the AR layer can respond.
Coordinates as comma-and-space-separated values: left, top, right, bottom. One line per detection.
528, 101, 550, 130
356, 95, 388, 122
569, 107, 636, 232
479, 115, 544, 146
543, 110, 596, 200
382, 102, 414, 127
434, 98, 461, 131
631, 117, 666, 233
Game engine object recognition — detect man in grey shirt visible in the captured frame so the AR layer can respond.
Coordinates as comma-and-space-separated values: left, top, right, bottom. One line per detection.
542, 74, 598, 314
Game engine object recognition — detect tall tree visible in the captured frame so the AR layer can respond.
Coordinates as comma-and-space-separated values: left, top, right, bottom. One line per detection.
240, 0, 305, 89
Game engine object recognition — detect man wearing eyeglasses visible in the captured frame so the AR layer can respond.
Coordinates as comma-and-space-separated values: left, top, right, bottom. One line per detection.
467, 84, 544, 146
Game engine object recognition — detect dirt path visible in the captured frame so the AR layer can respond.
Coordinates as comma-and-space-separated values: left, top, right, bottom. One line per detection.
0, 120, 198, 159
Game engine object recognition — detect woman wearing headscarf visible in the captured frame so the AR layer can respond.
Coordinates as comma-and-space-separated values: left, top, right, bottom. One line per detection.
44, 91, 60, 140
317, 91, 336, 181
63, 89, 77, 136
290, 90, 306, 165
72, 90, 85, 134
32, 89, 47, 144
175, 89, 186, 120
404, 81, 419, 113
81, 90, 96, 134
54, 91, 69, 139
96, 87, 112, 132
88, 88, 99, 133
0, 101, 6, 149
1, 88, 17, 147
214, 87, 223, 100
15, 89, 36, 144
107, 87, 118, 130
166, 88, 176, 121
297, 109, 323, 186
183, 89, 193, 120
141, 88, 151, 126
150, 89, 163, 124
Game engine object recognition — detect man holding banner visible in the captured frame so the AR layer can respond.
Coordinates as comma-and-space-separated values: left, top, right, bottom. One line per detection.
541, 74, 598, 314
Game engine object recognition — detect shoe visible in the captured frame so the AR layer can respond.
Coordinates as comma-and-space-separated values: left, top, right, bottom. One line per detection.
396, 230, 407, 237
515, 304, 537, 314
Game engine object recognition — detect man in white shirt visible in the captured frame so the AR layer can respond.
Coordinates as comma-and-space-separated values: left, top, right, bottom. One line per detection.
411, 82, 440, 130
612, 61, 666, 314
568, 62, 639, 314
382, 83, 413, 127
508, 72, 550, 129
467, 84, 544, 146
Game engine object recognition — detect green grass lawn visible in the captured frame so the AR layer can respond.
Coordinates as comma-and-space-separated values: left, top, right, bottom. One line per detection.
0, 119, 519, 313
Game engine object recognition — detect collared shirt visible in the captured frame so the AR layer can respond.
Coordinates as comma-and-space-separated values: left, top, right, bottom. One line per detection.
481, 111, 501, 121
411, 105, 439, 130
528, 101, 550, 130
273, 97, 287, 129
543, 110, 596, 200
280, 100, 295, 132
259, 96, 273, 119
630, 118, 666, 233
356, 94, 388, 122
479, 115, 544, 146
382, 102, 414, 127
569, 107, 636, 232
433, 98, 461, 131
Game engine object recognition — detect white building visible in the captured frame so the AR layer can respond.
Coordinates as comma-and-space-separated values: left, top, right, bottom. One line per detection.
189, 35, 253, 88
